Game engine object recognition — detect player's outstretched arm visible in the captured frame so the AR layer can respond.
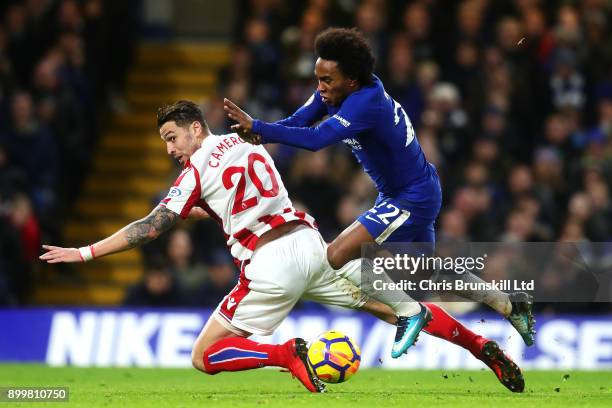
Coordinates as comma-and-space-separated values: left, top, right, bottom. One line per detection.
274, 92, 327, 128
252, 121, 345, 151
39, 206, 180, 263
225, 98, 348, 151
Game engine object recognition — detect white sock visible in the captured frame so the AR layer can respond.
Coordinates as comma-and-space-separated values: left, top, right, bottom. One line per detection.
335, 258, 421, 317
452, 272, 511, 316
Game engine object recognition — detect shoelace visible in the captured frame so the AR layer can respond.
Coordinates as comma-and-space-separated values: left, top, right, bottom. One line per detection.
395, 317, 409, 342
508, 314, 528, 331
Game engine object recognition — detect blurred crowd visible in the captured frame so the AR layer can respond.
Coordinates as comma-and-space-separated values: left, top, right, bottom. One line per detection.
0, 0, 139, 305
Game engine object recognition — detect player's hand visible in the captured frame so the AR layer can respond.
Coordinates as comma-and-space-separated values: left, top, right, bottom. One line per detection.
223, 98, 262, 145
224, 98, 253, 132
39, 245, 82, 263
187, 206, 210, 220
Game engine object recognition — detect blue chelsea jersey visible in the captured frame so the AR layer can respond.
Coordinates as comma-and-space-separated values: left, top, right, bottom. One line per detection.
252, 75, 442, 220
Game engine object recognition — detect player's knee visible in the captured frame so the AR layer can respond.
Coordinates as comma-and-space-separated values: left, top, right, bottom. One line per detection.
192, 347, 216, 374
191, 349, 206, 372
327, 244, 348, 270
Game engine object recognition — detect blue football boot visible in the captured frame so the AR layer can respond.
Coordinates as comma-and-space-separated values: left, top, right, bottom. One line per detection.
507, 292, 536, 346
391, 304, 432, 358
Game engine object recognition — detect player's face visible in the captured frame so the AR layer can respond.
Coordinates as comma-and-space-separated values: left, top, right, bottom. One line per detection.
314, 58, 357, 106
159, 121, 201, 165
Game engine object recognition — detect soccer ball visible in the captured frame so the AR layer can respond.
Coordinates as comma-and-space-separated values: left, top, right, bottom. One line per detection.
307, 330, 361, 383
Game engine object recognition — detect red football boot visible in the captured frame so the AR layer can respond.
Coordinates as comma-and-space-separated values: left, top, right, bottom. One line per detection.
477, 340, 525, 393
284, 338, 326, 393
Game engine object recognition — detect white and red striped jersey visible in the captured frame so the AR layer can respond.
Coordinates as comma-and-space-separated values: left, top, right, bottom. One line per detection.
159, 133, 317, 261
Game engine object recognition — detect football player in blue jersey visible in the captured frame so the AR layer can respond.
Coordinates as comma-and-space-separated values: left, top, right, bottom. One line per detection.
224, 27, 535, 356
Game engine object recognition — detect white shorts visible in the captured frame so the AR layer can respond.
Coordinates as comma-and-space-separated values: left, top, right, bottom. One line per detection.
214, 226, 367, 336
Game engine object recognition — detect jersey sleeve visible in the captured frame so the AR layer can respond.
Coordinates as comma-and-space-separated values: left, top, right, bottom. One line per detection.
253, 92, 376, 151
159, 166, 202, 219
275, 92, 327, 127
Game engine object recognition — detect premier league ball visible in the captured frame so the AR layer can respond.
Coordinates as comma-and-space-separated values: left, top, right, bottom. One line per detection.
307, 330, 361, 383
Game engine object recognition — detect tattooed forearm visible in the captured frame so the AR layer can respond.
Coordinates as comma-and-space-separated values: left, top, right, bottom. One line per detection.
124, 206, 179, 248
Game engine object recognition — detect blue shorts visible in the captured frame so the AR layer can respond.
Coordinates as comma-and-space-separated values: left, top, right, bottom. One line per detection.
357, 196, 436, 244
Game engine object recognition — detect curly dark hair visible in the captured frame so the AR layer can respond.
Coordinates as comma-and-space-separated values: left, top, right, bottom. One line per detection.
157, 100, 209, 130
314, 27, 375, 85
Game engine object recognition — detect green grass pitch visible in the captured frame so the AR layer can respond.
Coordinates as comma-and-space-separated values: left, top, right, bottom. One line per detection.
1, 365, 611, 407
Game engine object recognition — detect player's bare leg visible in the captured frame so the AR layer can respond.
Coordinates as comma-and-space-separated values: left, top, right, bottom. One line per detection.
191, 314, 325, 392
327, 220, 373, 270
191, 314, 239, 371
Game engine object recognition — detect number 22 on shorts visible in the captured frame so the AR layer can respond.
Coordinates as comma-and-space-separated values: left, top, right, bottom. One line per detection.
364, 201, 400, 225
